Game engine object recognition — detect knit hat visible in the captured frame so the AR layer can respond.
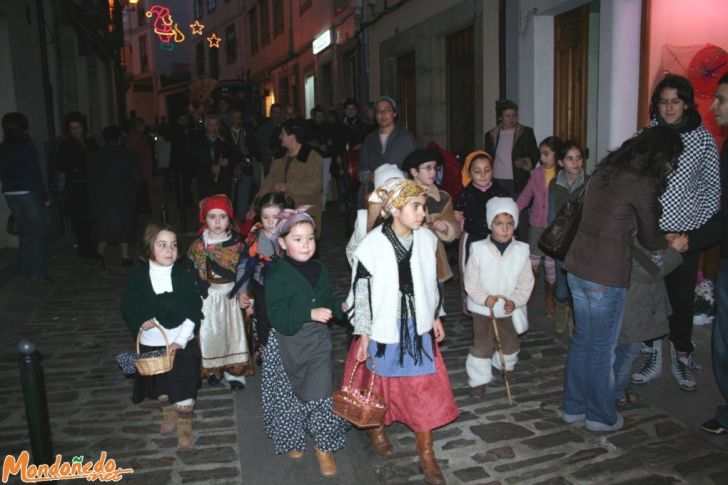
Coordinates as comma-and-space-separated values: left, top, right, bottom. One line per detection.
271, 205, 316, 240
401, 148, 444, 173
199, 194, 241, 233
373, 163, 406, 189
486, 197, 519, 229
461, 150, 493, 187
375, 95, 398, 112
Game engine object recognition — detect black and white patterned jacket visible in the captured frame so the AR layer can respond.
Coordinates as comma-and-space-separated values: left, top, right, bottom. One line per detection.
649, 118, 721, 232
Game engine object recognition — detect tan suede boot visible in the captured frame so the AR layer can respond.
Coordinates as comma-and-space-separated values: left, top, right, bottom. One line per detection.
175, 405, 194, 451
160, 403, 177, 435
368, 425, 392, 456
545, 283, 556, 317
314, 448, 337, 477
416, 431, 445, 485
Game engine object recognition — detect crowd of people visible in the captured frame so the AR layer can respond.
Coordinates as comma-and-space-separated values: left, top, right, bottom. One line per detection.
1, 72, 726, 484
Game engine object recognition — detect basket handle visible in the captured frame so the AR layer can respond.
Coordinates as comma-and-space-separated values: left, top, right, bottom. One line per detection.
347, 355, 377, 399
136, 320, 171, 354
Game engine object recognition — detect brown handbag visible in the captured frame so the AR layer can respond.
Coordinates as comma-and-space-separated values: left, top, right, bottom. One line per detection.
539, 176, 591, 260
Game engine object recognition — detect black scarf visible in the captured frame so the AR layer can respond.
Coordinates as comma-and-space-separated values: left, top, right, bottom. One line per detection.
654, 109, 702, 133
378, 220, 431, 366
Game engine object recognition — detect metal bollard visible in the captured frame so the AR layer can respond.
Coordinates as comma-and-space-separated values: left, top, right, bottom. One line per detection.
18, 339, 54, 466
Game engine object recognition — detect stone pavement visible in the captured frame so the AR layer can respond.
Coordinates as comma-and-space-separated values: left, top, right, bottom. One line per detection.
1, 197, 728, 484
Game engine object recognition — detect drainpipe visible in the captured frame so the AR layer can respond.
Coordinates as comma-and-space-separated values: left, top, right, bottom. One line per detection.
36, 0, 56, 143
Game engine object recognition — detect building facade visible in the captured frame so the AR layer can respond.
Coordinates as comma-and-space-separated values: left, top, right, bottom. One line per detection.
244, 0, 359, 117
123, 0, 192, 123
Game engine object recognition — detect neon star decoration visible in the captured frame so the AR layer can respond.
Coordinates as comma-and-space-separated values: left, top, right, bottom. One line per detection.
147, 5, 185, 51
190, 20, 205, 35
207, 33, 221, 48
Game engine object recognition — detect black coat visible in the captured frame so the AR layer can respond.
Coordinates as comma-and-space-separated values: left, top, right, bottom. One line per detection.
190, 135, 231, 198
87, 143, 143, 242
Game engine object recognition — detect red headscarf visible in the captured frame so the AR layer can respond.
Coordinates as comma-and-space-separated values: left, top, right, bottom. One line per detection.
198, 194, 242, 234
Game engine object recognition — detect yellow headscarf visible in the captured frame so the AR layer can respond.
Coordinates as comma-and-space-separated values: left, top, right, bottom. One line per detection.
461, 150, 493, 187
368, 178, 425, 217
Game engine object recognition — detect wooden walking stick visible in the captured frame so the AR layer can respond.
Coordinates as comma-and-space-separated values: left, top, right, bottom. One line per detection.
490, 295, 514, 405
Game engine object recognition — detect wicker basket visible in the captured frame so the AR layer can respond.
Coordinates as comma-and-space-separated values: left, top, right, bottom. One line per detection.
333, 358, 387, 428
135, 322, 175, 376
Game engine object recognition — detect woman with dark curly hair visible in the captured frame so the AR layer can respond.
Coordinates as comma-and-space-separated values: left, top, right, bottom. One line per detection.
562, 125, 684, 432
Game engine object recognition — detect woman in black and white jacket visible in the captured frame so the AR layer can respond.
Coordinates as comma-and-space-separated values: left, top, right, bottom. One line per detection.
632, 74, 722, 393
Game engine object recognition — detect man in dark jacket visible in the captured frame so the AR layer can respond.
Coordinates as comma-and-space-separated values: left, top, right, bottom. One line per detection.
483, 100, 539, 195
701, 72, 728, 436
170, 112, 193, 207
190, 115, 231, 199
223, 109, 257, 219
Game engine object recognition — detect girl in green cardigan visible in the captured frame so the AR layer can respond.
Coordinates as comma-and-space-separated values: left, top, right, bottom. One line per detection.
121, 223, 202, 450
261, 206, 348, 478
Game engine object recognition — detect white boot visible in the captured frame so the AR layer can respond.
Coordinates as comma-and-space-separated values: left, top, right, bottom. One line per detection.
465, 354, 492, 387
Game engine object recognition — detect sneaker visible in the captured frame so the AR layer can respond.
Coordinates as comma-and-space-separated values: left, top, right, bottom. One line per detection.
670, 342, 697, 392
630, 341, 662, 384
701, 419, 727, 435
687, 353, 702, 374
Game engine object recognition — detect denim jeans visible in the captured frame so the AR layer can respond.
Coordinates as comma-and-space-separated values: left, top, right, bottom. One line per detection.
564, 273, 626, 428
613, 341, 641, 400
712, 260, 728, 426
554, 259, 570, 303
4, 193, 48, 278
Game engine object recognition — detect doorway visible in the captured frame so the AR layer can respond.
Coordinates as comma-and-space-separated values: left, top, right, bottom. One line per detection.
554, 5, 589, 150
447, 26, 475, 154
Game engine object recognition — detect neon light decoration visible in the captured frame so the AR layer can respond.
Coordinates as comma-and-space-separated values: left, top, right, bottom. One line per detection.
146, 5, 186, 50
207, 33, 221, 48
190, 20, 205, 35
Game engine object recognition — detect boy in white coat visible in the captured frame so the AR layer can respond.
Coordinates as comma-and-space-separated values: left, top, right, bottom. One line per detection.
464, 197, 535, 397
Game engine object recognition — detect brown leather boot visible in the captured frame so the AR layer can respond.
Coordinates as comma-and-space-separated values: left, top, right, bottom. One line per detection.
545, 283, 556, 317
176, 409, 193, 451
368, 425, 393, 456
314, 448, 337, 477
160, 404, 176, 435
415, 431, 445, 484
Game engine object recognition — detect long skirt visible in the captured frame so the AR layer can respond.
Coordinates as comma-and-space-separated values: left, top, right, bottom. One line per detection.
342, 337, 459, 432
262, 330, 349, 454
132, 340, 201, 404
200, 282, 252, 377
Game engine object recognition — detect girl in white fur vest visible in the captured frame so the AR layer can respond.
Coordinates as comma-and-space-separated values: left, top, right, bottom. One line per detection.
464, 197, 535, 397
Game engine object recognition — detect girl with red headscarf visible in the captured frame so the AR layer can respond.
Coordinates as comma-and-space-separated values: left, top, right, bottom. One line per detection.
187, 194, 252, 389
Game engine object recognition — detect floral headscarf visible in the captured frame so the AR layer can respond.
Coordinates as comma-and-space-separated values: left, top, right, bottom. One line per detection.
368, 178, 425, 217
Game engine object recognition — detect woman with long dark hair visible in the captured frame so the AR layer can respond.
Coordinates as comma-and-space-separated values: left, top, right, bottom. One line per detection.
562, 125, 684, 432
631, 75, 722, 392
0, 112, 50, 280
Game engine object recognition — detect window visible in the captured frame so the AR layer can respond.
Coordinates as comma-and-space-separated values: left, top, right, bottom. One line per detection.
273, 0, 283, 35
225, 25, 237, 63
196, 42, 205, 76
260, 0, 270, 45
139, 34, 148, 71
299, 0, 311, 16
209, 46, 219, 78
136, 5, 146, 27
249, 7, 258, 54
194, 0, 203, 19
207, 0, 217, 13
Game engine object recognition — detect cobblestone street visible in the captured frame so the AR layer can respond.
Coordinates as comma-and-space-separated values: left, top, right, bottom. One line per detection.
1, 207, 727, 484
